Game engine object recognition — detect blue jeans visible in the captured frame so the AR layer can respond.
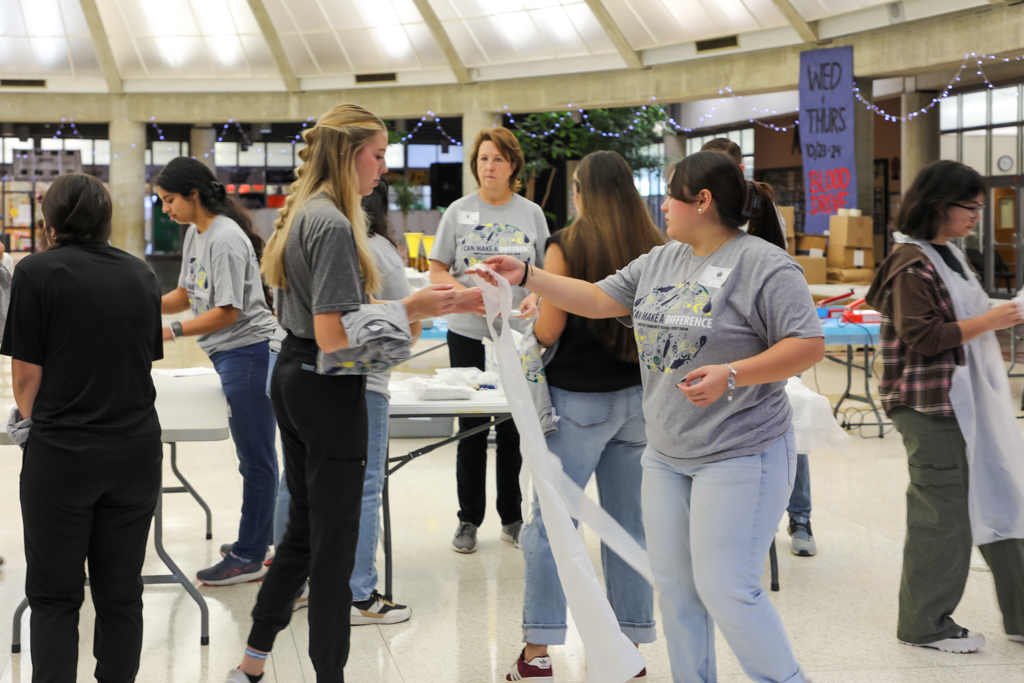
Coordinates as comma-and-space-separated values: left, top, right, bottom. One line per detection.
521, 385, 655, 646
787, 453, 811, 518
210, 340, 279, 562
641, 429, 807, 683
273, 388, 388, 602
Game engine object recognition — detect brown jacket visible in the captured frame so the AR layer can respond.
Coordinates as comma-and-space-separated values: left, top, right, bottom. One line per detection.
865, 243, 965, 416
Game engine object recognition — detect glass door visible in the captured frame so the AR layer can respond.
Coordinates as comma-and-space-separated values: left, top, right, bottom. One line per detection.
973, 180, 1024, 298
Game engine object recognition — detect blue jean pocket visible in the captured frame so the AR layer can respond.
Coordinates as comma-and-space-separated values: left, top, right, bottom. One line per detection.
557, 389, 614, 429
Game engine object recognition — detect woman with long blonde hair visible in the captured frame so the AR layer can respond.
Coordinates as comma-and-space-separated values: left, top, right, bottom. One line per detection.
226, 104, 475, 683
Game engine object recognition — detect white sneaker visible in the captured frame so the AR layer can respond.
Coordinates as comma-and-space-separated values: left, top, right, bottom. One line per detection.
224, 669, 251, 683
900, 628, 985, 653
1009, 634, 1024, 643
292, 582, 309, 612
219, 543, 275, 566
351, 590, 411, 625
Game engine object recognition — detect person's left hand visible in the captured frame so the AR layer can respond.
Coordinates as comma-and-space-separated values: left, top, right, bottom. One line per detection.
162, 326, 174, 342
517, 293, 540, 319
453, 287, 486, 316
677, 365, 730, 406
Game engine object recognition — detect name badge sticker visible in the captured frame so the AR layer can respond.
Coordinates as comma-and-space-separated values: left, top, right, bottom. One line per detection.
698, 266, 733, 289
458, 210, 480, 225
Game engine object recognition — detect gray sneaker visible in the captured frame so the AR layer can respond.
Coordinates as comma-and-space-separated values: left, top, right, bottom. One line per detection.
452, 522, 478, 554
788, 516, 817, 556
501, 521, 523, 549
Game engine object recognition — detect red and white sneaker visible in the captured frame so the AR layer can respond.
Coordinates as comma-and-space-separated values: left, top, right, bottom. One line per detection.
506, 650, 553, 682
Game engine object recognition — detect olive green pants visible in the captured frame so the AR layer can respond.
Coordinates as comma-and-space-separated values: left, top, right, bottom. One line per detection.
891, 406, 1024, 644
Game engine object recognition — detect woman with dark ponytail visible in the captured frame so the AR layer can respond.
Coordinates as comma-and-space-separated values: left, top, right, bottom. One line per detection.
156, 156, 281, 586
479, 150, 824, 683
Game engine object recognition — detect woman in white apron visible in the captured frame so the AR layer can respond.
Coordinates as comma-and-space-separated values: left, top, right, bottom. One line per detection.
866, 160, 1024, 654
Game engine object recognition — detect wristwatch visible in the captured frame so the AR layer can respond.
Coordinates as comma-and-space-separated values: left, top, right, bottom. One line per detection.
724, 363, 738, 401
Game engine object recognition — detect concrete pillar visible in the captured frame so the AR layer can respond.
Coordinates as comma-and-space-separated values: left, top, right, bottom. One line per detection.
108, 119, 146, 257
853, 79, 875, 217
190, 126, 217, 172
460, 110, 500, 197
664, 133, 686, 163
900, 91, 941, 192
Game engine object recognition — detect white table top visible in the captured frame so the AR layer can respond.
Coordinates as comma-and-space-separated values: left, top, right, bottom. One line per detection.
389, 389, 512, 417
0, 372, 229, 447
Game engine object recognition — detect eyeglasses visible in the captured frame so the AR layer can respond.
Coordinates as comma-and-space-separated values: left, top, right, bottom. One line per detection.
950, 202, 986, 218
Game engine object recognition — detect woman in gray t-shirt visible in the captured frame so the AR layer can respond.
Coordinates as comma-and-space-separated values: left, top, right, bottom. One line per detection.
156, 157, 280, 587
478, 151, 824, 683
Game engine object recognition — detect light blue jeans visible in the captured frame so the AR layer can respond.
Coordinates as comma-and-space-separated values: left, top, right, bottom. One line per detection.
641, 428, 807, 683
521, 385, 655, 646
270, 348, 389, 602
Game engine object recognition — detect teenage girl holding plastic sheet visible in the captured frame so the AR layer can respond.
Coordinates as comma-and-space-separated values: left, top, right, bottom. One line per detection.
507, 150, 665, 681
479, 151, 824, 683
156, 157, 281, 586
225, 104, 479, 683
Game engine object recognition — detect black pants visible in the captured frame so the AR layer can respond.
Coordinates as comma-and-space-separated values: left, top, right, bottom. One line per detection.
447, 330, 522, 527
21, 450, 160, 683
249, 335, 368, 682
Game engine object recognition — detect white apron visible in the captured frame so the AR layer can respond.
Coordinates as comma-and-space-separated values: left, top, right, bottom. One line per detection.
894, 233, 1024, 545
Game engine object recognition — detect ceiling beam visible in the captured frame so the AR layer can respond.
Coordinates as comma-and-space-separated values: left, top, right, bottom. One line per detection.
246, 0, 300, 93
584, 0, 643, 69
412, 0, 471, 84
79, 0, 122, 94
771, 0, 818, 43
3, 3, 1020, 122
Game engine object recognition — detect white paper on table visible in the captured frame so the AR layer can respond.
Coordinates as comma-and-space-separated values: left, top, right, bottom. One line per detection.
153, 367, 218, 377
470, 265, 649, 683
786, 377, 851, 453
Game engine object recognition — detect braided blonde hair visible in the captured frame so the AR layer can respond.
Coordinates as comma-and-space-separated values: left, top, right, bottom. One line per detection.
262, 104, 383, 293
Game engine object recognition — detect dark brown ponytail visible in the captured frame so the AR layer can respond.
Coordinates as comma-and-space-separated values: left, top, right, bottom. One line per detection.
745, 182, 786, 250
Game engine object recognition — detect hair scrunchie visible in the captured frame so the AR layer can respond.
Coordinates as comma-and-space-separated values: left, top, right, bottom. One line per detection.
210, 180, 227, 201
740, 182, 762, 218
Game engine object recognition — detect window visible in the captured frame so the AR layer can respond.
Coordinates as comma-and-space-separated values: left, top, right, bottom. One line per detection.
266, 143, 294, 168
3, 138, 33, 164
940, 96, 959, 131
939, 85, 1024, 178
962, 129, 987, 175
238, 144, 267, 167
93, 140, 111, 165
152, 142, 183, 166
215, 142, 239, 167
992, 86, 1020, 125
940, 133, 958, 162
991, 127, 1018, 175
962, 91, 988, 128
385, 143, 405, 169
63, 139, 94, 164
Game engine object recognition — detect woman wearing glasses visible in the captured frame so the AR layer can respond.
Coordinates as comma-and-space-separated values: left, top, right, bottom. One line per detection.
867, 160, 1024, 654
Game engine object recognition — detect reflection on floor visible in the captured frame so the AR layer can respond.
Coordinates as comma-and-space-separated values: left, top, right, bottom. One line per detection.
2, 326, 1024, 682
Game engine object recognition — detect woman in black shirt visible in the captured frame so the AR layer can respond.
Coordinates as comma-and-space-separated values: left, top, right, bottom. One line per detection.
508, 151, 666, 680
2, 173, 164, 682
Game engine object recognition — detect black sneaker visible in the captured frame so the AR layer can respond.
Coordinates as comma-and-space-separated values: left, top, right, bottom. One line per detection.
351, 591, 411, 625
900, 628, 986, 653
788, 516, 817, 556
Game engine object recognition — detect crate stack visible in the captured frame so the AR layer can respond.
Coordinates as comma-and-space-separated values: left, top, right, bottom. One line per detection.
788, 210, 876, 285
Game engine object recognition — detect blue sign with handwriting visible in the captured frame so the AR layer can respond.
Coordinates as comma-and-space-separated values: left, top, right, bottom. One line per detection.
799, 46, 857, 235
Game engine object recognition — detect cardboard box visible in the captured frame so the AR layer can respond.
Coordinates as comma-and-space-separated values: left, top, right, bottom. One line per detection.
827, 244, 875, 269
795, 255, 827, 285
827, 267, 876, 284
786, 239, 797, 256
778, 206, 796, 237
828, 215, 874, 248
796, 234, 828, 255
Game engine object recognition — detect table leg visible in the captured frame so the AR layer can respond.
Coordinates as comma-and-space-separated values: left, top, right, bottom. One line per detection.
152, 488, 210, 646
831, 345, 856, 421
165, 443, 213, 540
769, 539, 779, 592
10, 597, 28, 653
863, 345, 884, 439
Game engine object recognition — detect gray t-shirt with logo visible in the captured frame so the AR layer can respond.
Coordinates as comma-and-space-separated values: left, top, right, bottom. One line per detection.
430, 192, 549, 340
365, 233, 412, 400
277, 193, 367, 340
178, 216, 279, 355
597, 231, 823, 464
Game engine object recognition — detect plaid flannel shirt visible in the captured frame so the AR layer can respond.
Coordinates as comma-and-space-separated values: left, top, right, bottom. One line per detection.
871, 256, 965, 417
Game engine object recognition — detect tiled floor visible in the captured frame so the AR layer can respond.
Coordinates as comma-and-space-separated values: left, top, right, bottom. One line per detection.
2, 328, 1024, 682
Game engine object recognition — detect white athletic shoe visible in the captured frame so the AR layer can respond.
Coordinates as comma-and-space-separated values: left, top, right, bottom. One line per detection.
224, 669, 251, 683
351, 591, 411, 625
900, 628, 985, 653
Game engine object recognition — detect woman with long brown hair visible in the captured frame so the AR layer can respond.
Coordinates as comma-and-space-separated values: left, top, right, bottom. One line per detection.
507, 150, 665, 681
225, 104, 475, 683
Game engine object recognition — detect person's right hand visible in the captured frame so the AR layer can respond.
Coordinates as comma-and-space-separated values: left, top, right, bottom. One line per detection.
403, 284, 457, 322
477, 255, 527, 287
986, 302, 1024, 331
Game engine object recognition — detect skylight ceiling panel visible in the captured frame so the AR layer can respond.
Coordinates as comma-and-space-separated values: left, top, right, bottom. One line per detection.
0, 2, 28, 36
449, 0, 525, 16
261, 0, 297, 31
68, 37, 104, 76
0, 37, 36, 74
497, 11, 552, 60
338, 29, 386, 72
174, 36, 216, 75
600, 0, 655, 50
204, 34, 249, 74
352, 0, 401, 28
563, 2, 615, 54
286, 0, 331, 32
441, 19, 487, 66
58, 0, 92, 35
108, 36, 145, 76
627, 1, 685, 46
322, 0, 366, 30
370, 25, 422, 70
697, 0, 762, 34
20, 0, 63, 37
135, 39, 182, 76
740, 0, 790, 27
189, 0, 237, 37
465, 15, 519, 63
426, 0, 460, 22
655, 0, 717, 42
226, 0, 262, 34
240, 34, 280, 75
404, 22, 450, 69
818, 0, 869, 14
94, 0, 129, 37
31, 36, 73, 75
390, 0, 426, 22
532, 7, 587, 57
119, 0, 200, 37
278, 33, 319, 75
304, 31, 352, 74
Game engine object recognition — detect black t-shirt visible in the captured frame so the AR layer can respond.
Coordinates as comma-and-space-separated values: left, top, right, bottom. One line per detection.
543, 233, 642, 393
1, 243, 164, 472
932, 243, 968, 280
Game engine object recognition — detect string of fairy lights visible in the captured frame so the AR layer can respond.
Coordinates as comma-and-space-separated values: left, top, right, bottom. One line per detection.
16, 49, 1024, 166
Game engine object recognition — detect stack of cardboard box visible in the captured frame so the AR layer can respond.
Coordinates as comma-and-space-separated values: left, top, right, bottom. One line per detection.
826, 214, 875, 284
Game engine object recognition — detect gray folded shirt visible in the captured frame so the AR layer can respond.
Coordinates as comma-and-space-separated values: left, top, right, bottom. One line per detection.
316, 301, 414, 376
7, 406, 31, 450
